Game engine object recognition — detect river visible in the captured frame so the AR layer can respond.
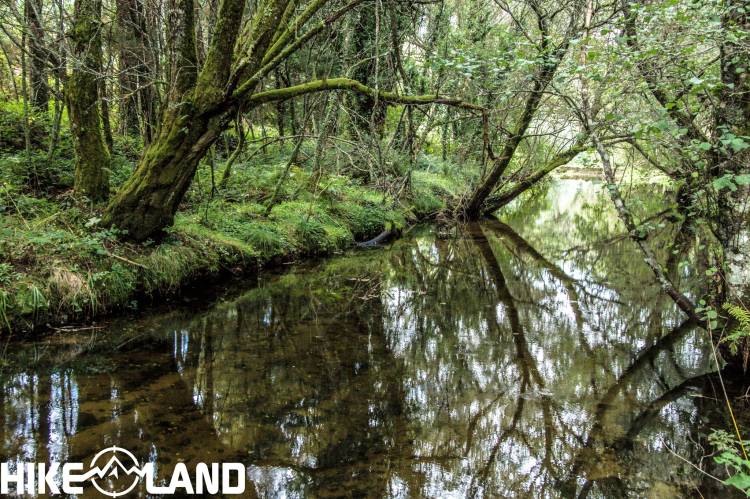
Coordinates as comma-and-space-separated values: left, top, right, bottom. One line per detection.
0, 180, 733, 497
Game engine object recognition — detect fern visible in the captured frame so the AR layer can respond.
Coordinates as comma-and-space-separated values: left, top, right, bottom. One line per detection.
725, 303, 750, 328
722, 303, 750, 370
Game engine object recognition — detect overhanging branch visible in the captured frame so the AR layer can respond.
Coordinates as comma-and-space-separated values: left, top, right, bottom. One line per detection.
482, 137, 589, 213
244, 77, 484, 111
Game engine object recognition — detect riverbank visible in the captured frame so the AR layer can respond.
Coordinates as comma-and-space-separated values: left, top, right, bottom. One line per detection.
1, 146, 460, 334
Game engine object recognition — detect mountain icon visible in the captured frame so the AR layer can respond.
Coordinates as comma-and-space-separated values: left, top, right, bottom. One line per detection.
93, 455, 144, 479
81, 446, 146, 497
80, 447, 146, 483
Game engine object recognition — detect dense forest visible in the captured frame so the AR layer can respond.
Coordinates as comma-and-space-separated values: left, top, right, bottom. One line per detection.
0, 0, 749, 495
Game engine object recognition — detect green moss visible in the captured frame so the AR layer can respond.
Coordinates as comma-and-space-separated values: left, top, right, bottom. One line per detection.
1, 137, 458, 332
173, 220, 260, 260
409, 170, 460, 218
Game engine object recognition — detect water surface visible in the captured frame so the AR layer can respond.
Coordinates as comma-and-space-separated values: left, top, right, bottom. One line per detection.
0, 180, 730, 497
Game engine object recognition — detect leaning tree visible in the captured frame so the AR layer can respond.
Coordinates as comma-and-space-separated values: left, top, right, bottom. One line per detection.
102, 0, 481, 240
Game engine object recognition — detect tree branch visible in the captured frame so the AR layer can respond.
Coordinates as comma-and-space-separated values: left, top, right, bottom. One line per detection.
482, 136, 589, 213
229, 0, 366, 101
244, 77, 484, 110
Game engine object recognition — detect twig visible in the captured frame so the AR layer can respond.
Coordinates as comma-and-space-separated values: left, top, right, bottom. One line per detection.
106, 252, 148, 269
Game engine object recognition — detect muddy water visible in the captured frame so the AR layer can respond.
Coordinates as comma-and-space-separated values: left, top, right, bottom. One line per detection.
0, 180, 731, 497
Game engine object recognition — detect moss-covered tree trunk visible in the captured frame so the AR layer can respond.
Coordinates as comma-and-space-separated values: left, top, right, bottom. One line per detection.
68, 0, 110, 201
104, 108, 228, 240
103, 0, 277, 240
103, 0, 204, 239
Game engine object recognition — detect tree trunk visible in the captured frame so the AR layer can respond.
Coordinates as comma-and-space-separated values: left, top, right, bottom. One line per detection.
99, 77, 114, 151
462, 10, 570, 220
68, 0, 110, 201
106, 104, 232, 238
115, 0, 147, 134
481, 138, 588, 213
102, 0, 203, 235
47, 0, 67, 158
275, 70, 286, 145
25, 0, 49, 112
462, 51, 566, 219
139, 0, 160, 144
348, 4, 386, 136
103, 0, 258, 240
166, 0, 197, 102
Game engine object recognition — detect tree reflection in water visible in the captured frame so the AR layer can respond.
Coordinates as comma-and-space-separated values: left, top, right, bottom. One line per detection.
0, 180, 729, 497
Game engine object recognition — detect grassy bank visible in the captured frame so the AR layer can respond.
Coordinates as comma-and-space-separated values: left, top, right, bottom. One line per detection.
0, 108, 461, 334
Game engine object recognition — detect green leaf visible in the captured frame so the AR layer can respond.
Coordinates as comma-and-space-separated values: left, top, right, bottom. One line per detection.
725, 473, 750, 491
730, 137, 749, 152
713, 175, 737, 192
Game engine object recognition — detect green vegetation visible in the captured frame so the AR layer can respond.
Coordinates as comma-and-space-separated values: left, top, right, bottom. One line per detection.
710, 429, 750, 495
0, 106, 461, 332
722, 302, 750, 370
0, 0, 748, 494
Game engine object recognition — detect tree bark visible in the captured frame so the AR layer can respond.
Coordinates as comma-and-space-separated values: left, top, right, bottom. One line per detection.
68, 0, 110, 201
115, 0, 149, 135
99, 77, 114, 151
166, 0, 198, 102
25, 0, 49, 112
274, 69, 286, 145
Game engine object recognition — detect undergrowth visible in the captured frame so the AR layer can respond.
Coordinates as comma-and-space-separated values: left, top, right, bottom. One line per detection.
0, 118, 462, 333
709, 429, 750, 495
